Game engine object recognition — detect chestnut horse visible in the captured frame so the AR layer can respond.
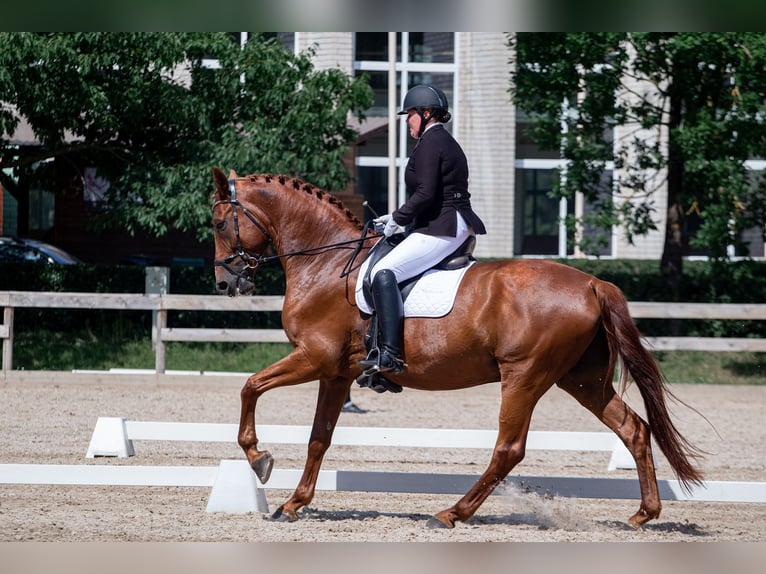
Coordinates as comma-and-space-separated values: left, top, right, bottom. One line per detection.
211, 167, 703, 529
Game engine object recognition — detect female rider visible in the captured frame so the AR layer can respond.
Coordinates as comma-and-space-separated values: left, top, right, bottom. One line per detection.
359, 84, 487, 377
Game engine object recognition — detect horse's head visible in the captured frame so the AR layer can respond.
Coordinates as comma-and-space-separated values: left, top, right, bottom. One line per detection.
212, 166, 370, 297
211, 167, 272, 296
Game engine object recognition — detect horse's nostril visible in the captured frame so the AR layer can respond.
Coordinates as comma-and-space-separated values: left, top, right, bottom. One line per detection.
216, 281, 229, 292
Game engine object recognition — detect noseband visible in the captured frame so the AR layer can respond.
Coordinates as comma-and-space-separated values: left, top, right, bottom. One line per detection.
213, 178, 380, 283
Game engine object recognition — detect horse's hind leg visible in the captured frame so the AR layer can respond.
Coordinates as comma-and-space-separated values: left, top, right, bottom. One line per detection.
557, 353, 661, 527
429, 369, 549, 529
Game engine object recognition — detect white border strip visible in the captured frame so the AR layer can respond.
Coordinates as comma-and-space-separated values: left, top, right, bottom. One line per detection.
1, 463, 764, 504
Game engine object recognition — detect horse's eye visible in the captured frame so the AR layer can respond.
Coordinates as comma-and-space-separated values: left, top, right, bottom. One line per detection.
215, 220, 227, 232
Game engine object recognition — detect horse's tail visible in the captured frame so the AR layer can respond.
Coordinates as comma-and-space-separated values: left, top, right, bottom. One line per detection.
591, 279, 704, 490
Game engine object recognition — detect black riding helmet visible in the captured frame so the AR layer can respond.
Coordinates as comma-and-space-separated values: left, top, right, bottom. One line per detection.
397, 84, 450, 137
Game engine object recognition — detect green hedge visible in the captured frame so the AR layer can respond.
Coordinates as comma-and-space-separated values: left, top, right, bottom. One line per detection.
556, 258, 766, 338
2, 258, 765, 338
558, 258, 766, 304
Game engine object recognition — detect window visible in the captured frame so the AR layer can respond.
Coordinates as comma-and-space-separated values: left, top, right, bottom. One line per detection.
515, 106, 614, 257
356, 166, 389, 221
359, 70, 391, 118
354, 33, 457, 212
355, 33, 396, 61
408, 33, 454, 63
2, 188, 18, 236
740, 225, 765, 258
260, 33, 295, 53
581, 171, 614, 257
28, 188, 55, 234
516, 169, 571, 255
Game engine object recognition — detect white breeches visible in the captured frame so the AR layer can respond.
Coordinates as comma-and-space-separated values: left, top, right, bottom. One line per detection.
370, 212, 472, 283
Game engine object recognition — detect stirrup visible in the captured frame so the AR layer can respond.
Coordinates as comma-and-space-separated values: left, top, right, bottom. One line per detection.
355, 370, 402, 394
358, 347, 407, 375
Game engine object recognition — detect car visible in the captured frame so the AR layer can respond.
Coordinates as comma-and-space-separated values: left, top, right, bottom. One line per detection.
0, 236, 82, 264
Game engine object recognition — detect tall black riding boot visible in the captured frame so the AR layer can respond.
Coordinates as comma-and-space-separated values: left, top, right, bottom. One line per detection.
358, 269, 406, 375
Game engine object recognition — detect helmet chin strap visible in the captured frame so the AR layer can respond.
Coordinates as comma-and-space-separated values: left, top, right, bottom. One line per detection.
417, 108, 432, 138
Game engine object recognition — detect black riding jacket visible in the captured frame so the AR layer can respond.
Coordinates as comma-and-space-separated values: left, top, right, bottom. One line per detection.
393, 123, 486, 237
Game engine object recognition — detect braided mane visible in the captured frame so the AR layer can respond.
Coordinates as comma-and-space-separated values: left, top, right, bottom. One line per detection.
245, 173, 363, 230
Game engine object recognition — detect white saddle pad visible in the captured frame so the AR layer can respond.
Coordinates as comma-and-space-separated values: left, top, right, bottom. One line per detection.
355, 260, 475, 318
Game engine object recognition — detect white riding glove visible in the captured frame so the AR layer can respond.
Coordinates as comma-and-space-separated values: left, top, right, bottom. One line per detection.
374, 213, 402, 237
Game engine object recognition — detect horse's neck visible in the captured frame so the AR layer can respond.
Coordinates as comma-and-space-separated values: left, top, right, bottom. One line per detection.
272, 203, 362, 288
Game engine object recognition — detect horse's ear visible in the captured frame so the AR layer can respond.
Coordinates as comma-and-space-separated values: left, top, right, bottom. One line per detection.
212, 167, 230, 200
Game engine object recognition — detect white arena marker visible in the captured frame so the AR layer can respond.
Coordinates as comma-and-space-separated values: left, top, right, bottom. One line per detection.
206, 467, 339, 513
86, 417, 134, 458
206, 459, 269, 514
607, 438, 639, 471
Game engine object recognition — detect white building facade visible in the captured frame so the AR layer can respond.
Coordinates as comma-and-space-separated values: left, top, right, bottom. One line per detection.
267, 33, 766, 260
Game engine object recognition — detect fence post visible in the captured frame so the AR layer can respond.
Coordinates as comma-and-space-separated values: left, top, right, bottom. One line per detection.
2, 306, 12, 374
155, 308, 167, 374
145, 267, 170, 350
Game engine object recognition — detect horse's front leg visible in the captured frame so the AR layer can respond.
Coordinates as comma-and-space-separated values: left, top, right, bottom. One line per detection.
238, 346, 319, 482
271, 377, 349, 522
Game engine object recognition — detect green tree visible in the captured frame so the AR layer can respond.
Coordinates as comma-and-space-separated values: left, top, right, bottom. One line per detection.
0, 32, 373, 239
510, 33, 766, 297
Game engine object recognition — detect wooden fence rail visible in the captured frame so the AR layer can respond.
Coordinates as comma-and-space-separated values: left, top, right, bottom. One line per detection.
2, 290, 765, 375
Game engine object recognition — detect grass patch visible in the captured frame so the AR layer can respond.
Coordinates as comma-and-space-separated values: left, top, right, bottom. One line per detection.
10, 331, 766, 385
652, 351, 766, 385
13, 330, 293, 373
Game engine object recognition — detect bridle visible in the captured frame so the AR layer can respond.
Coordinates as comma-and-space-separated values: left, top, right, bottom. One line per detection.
212, 179, 275, 281
212, 178, 380, 283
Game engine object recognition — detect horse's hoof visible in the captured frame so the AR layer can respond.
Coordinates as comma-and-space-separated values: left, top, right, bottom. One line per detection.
627, 507, 657, 529
266, 506, 298, 523
426, 516, 453, 529
627, 515, 649, 529
252, 451, 274, 483
265, 513, 296, 523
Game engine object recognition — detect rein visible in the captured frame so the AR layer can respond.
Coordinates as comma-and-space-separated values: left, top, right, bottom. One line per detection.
213, 179, 380, 282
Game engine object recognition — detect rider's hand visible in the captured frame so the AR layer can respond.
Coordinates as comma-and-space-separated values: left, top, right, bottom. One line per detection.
374, 213, 400, 237
383, 217, 400, 237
